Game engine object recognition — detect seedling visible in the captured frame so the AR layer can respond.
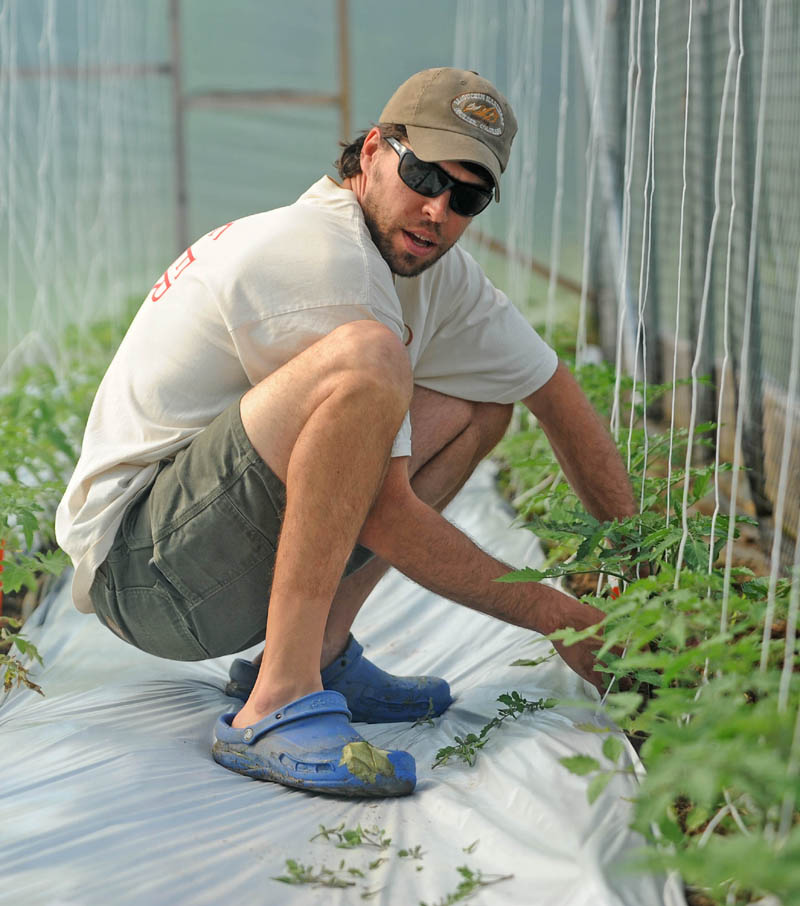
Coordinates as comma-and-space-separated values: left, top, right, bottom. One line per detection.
420, 865, 514, 906
509, 648, 557, 667
0, 616, 43, 695
272, 858, 356, 889
398, 845, 425, 860
311, 822, 391, 850
412, 697, 437, 728
433, 691, 555, 767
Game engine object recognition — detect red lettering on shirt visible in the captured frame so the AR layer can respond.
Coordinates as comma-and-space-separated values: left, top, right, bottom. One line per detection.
148, 221, 233, 303
173, 245, 196, 278
150, 268, 172, 302
208, 222, 233, 241
149, 244, 197, 302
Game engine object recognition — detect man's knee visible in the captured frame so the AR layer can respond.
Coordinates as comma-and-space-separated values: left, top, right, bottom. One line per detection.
327, 320, 413, 412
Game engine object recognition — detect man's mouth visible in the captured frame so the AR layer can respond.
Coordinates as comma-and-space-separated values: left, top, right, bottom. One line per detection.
402, 230, 437, 253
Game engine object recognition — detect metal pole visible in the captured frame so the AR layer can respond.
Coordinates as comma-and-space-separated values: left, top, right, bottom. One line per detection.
337, 0, 351, 141
170, 0, 188, 254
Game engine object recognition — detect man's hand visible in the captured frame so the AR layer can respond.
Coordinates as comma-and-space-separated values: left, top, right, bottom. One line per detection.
541, 593, 612, 693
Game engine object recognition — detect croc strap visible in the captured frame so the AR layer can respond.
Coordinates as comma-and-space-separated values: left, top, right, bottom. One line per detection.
244, 690, 352, 744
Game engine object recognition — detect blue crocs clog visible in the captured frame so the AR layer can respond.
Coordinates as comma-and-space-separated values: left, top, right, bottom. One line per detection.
212, 690, 416, 797
224, 635, 452, 723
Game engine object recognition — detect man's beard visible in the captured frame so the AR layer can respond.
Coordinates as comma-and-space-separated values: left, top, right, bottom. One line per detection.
361, 194, 452, 278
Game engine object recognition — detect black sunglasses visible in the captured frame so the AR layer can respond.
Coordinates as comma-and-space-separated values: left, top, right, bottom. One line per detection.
383, 136, 494, 218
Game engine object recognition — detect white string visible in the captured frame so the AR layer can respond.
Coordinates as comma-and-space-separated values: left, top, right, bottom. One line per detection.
718, 0, 773, 670
0, 0, 11, 374
545, 0, 571, 344
778, 693, 800, 841
506, 1, 543, 313
623, 0, 645, 474
1, 0, 20, 385
665, 0, 693, 526
31, 0, 59, 377
674, 0, 740, 586
779, 516, 800, 714
575, 0, 608, 367
504, 0, 524, 303
713, 0, 744, 633
625, 0, 660, 500
771, 249, 800, 702
610, 0, 643, 442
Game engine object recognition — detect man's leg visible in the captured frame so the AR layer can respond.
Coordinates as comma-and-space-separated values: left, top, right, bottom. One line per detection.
241, 388, 511, 678
230, 320, 412, 729
319, 388, 512, 665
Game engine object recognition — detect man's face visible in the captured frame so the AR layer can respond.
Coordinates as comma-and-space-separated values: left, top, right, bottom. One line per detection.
359, 139, 490, 278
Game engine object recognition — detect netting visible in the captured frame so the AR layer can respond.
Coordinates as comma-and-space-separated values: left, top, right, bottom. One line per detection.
455, 0, 800, 575
0, 0, 172, 379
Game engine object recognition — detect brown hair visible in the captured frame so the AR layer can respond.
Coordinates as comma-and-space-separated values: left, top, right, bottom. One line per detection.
335, 124, 408, 179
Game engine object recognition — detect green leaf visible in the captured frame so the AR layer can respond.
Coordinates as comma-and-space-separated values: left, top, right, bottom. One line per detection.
21, 510, 39, 550
495, 566, 548, 583
339, 742, 395, 784
559, 754, 600, 776
587, 772, 613, 804
602, 735, 624, 763
603, 692, 643, 722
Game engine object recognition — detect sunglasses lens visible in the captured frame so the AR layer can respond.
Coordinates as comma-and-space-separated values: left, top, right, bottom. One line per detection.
450, 186, 492, 217
398, 153, 450, 197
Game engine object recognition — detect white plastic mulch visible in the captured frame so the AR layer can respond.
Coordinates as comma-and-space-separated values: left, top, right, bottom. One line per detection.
0, 463, 685, 906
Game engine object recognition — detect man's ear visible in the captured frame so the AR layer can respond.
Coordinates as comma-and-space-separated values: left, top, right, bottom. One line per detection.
360, 127, 383, 173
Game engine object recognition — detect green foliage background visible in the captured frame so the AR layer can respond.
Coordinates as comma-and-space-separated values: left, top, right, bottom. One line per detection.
0, 311, 129, 692
495, 349, 800, 906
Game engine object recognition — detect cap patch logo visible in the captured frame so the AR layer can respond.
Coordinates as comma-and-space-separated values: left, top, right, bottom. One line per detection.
451, 92, 504, 136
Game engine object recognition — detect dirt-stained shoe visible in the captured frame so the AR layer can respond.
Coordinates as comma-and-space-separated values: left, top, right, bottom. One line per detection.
224, 635, 452, 723
212, 690, 416, 797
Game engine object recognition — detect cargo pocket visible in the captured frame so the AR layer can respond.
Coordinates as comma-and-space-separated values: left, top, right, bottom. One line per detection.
149, 487, 277, 607
115, 580, 211, 661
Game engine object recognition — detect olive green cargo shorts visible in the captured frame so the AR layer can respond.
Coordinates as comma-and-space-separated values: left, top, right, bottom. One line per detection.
89, 398, 374, 660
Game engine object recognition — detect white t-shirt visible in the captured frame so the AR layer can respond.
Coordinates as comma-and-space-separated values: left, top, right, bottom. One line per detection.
56, 176, 557, 613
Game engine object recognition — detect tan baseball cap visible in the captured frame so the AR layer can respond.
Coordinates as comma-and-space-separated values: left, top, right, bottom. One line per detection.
379, 67, 517, 202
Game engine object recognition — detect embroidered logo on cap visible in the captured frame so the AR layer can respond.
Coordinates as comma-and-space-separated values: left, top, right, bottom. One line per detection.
451, 92, 504, 135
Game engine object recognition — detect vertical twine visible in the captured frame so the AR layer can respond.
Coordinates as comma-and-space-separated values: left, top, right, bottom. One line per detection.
712, 0, 744, 631
719, 0, 773, 665
772, 249, 800, 696
625, 0, 660, 506
576, 0, 609, 367
665, 0, 693, 527
611, 0, 643, 443
545, 0, 571, 344
674, 0, 740, 586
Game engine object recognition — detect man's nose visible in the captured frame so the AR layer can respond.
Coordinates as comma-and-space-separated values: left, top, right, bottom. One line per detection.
421, 190, 450, 222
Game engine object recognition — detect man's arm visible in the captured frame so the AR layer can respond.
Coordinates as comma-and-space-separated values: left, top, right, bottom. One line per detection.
358, 362, 638, 692
522, 361, 637, 522
358, 458, 610, 691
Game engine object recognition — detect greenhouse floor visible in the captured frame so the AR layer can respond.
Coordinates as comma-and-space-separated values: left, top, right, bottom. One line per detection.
0, 463, 685, 906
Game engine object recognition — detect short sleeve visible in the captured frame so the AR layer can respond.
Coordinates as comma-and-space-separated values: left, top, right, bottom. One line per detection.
410, 246, 558, 403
